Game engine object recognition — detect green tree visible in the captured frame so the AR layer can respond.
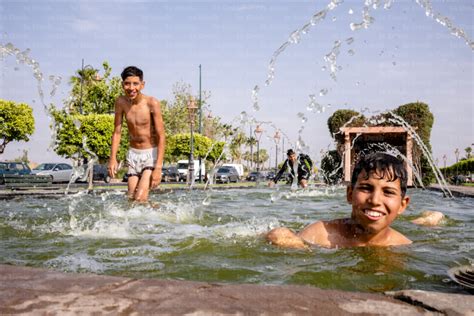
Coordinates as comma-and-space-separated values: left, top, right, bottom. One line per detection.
166, 133, 225, 163
465, 147, 472, 159
230, 130, 246, 163
161, 82, 193, 136
392, 102, 434, 185
0, 99, 35, 154
66, 61, 122, 115
327, 109, 365, 139
50, 62, 128, 163
243, 148, 268, 167
50, 109, 128, 163
161, 81, 221, 147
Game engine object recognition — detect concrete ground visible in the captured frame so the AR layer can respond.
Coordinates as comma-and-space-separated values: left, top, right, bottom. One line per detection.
1, 264, 473, 315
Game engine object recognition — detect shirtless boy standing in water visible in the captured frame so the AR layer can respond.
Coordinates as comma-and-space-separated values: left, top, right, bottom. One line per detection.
108, 66, 165, 202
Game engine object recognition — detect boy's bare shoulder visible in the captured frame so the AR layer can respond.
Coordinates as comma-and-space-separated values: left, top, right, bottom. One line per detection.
298, 220, 331, 247
115, 95, 129, 107
386, 228, 412, 246
146, 96, 162, 110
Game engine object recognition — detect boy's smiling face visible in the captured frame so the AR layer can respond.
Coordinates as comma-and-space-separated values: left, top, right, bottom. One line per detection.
347, 169, 410, 234
122, 75, 144, 100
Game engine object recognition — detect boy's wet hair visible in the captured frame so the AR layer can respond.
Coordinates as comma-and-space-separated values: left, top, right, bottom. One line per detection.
121, 66, 143, 81
351, 152, 408, 197
287, 149, 295, 156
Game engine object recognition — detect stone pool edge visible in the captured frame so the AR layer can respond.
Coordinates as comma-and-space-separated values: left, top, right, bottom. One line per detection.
1, 264, 472, 315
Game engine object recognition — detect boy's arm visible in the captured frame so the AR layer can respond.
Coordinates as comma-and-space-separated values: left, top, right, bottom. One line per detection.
108, 99, 123, 178
150, 98, 166, 188
273, 159, 288, 183
266, 227, 308, 249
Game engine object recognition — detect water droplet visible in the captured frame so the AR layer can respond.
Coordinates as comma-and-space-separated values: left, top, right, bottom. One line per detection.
319, 88, 328, 96
348, 49, 355, 56
297, 112, 307, 123
321, 66, 327, 71
332, 16, 337, 22
356, 81, 360, 86
392, 61, 396, 66
289, 30, 301, 44
348, 9, 354, 15
346, 37, 354, 45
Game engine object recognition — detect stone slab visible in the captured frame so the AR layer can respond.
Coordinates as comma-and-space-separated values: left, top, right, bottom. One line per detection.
388, 290, 474, 316
2, 264, 468, 315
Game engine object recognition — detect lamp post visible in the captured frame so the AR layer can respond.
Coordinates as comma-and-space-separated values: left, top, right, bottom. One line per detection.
254, 125, 263, 173
454, 148, 460, 183
273, 131, 280, 171
198, 64, 203, 183
187, 98, 198, 187
249, 124, 253, 170
281, 137, 285, 163
442, 154, 447, 179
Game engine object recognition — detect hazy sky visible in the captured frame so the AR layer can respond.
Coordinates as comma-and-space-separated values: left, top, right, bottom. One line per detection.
1, 0, 472, 166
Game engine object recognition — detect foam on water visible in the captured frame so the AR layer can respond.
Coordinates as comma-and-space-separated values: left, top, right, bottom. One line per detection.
45, 252, 105, 274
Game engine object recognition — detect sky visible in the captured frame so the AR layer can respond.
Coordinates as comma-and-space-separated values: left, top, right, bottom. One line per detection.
0, 0, 473, 167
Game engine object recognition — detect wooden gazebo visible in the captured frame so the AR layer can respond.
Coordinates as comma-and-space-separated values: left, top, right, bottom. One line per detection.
339, 126, 414, 186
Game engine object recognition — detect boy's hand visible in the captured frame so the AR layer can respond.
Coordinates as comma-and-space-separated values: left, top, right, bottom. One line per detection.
108, 160, 118, 178
266, 227, 308, 249
151, 169, 162, 188
268, 181, 275, 188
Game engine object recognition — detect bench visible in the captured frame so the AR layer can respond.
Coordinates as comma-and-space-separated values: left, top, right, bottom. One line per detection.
2, 174, 53, 190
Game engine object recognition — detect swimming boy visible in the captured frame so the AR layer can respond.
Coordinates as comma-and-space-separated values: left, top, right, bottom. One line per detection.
266, 152, 411, 248
108, 66, 165, 202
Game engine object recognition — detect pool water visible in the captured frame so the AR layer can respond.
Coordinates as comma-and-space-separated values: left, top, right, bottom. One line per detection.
0, 186, 472, 294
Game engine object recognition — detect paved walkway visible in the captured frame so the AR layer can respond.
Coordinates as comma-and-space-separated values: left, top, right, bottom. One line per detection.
1, 264, 473, 315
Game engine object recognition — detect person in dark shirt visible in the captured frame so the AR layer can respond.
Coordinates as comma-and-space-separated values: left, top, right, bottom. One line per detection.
269, 149, 313, 188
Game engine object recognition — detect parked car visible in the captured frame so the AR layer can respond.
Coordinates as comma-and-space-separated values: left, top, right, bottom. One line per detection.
246, 171, 267, 182
266, 171, 276, 180
214, 166, 240, 184
162, 166, 179, 182
0, 162, 31, 184
31, 163, 72, 183
93, 164, 111, 183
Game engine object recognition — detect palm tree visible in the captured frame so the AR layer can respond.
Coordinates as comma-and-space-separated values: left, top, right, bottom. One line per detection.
245, 136, 257, 169
230, 130, 246, 163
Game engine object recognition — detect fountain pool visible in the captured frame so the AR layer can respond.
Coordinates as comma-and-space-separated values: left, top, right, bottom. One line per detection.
0, 186, 472, 294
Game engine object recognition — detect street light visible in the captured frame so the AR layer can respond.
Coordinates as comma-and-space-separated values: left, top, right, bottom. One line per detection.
187, 98, 198, 186
254, 125, 263, 173
198, 64, 203, 183
442, 154, 447, 179
454, 148, 460, 182
273, 131, 280, 171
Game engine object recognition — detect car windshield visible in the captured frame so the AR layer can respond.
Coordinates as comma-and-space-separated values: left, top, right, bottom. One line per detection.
177, 163, 188, 169
34, 163, 55, 170
217, 168, 230, 173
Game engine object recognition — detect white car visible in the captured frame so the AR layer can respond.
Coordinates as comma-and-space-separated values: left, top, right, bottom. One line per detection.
31, 163, 73, 183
